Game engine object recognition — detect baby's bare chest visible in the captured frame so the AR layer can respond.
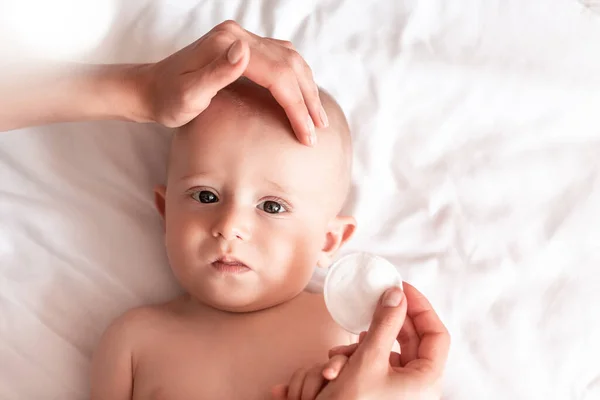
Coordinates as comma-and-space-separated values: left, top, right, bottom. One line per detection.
132, 299, 350, 400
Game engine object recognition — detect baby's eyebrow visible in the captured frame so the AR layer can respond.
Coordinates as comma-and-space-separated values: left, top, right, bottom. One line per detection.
177, 171, 213, 182
264, 178, 293, 195
174, 172, 295, 195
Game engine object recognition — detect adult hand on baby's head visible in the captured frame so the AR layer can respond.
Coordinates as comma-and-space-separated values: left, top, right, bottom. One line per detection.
140, 20, 327, 145
318, 283, 450, 400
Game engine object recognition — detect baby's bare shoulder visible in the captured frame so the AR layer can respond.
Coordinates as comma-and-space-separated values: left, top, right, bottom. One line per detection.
292, 292, 356, 345
102, 297, 187, 346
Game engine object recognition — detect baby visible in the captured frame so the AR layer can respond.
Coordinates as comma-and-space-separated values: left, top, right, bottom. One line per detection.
90, 78, 356, 400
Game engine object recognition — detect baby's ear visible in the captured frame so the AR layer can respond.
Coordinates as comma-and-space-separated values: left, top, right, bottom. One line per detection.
317, 216, 356, 268
154, 185, 167, 222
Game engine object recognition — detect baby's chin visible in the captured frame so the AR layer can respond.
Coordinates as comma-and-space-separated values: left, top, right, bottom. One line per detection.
188, 283, 305, 313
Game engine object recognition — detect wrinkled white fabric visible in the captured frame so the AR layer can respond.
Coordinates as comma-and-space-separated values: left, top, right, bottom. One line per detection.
1, 1, 600, 399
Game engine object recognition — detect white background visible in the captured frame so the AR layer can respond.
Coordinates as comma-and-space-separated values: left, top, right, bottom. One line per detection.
1, 0, 600, 399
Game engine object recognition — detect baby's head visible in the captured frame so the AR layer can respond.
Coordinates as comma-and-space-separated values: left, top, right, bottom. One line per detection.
154, 78, 355, 312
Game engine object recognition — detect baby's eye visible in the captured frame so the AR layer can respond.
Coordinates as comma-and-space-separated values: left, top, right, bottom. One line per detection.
191, 190, 219, 204
257, 200, 287, 214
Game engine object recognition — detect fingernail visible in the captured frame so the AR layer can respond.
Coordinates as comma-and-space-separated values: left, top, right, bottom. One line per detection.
319, 105, 329, 127
382, 287, 403, 308
323, 368, 336, 379
227, 40, 244, 64
307, 117, 316, 145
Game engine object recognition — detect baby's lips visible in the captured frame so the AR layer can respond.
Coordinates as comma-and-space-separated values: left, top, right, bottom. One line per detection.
211, 254, 253, 269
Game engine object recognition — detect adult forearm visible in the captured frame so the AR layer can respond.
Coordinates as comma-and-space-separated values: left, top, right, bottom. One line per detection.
0, 63, 152, 132
0, 20, 329, 143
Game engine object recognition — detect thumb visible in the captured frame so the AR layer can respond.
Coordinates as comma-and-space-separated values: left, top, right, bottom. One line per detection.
270, 384, 288, 400
354, 286, 407, 365
191, 40, 249, 99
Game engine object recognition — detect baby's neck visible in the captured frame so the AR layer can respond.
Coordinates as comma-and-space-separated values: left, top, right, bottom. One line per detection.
178, 290, 318, 318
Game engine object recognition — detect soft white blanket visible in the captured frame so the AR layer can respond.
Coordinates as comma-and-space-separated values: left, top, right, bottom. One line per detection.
1, 0, 600, 399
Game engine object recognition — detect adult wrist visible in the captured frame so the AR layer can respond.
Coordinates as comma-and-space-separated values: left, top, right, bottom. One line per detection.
95, 63, 154, 124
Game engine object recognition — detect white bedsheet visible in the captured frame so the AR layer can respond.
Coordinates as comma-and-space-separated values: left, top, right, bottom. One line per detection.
1, 0, 600, 399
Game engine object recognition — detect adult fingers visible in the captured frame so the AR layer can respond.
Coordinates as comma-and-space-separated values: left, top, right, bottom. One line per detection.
189, 40, 249, 106
217, 21, 292, 51
403, 283, 451, 375
353, 287, 407, 366
271, 384, 288, 400
359, 331, 367, 343
389, 351, 402, 367
328, 342, 358, 359
244, 56, 314, 146
322, 354, 349, 380
301, 365, 327, 400
212, 20, 325, 144
398, 314, 420, 366
248, 33, 326, 131
287, 368, 308, 400
240, 39, 323, 145
284, 48, 328, 130
266, 37, 295, 49
327, 330, 365, 358
329, 342, 404, 369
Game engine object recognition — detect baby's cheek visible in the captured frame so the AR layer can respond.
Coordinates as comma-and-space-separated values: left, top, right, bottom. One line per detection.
281, 227, 322, 281
165, 214, 202, 267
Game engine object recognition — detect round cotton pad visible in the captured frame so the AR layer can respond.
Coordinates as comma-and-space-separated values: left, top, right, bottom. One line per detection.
324, 252, 403, 334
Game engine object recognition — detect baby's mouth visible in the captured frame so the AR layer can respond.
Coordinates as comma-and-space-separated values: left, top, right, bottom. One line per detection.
211, 256, 251, 274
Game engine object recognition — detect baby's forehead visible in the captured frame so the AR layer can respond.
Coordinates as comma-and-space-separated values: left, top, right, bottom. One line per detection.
173, 98, 296, 159
172, 90, 340, 165
167, 78, 351, 208
172, 110, 335, 176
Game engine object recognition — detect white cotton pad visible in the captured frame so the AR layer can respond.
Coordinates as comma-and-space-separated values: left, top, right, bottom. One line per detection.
324, 253, 403, 334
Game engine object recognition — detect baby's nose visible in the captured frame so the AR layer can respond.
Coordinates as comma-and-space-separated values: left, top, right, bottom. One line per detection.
211, 206, 251, 241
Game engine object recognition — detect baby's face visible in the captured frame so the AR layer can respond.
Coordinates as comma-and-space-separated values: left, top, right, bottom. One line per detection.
156, 93, 353, 312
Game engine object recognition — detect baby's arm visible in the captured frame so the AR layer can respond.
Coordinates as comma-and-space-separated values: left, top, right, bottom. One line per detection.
90, 313, 136, 400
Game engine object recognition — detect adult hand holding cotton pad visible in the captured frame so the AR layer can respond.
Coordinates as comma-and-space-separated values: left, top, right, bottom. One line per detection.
324, 253, 403, 334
